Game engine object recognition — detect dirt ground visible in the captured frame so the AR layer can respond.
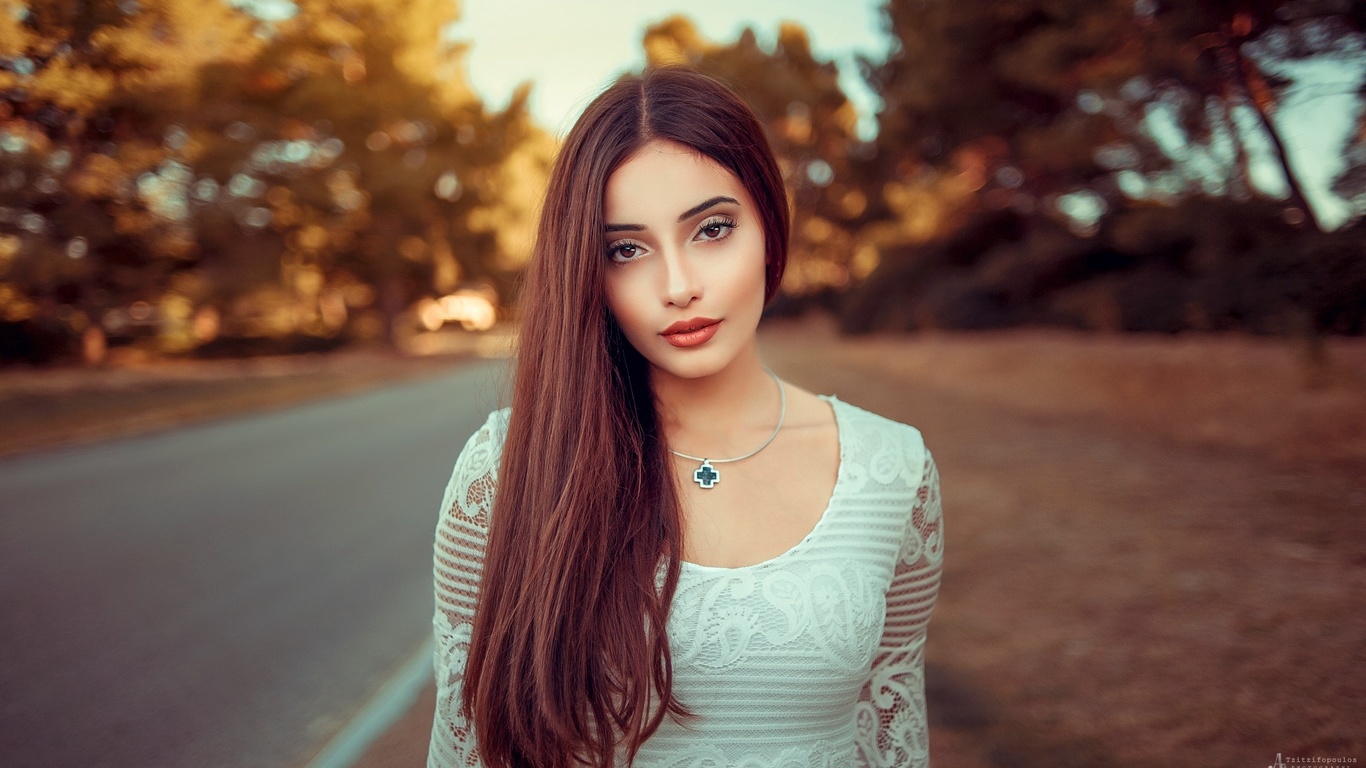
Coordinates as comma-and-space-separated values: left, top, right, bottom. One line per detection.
6, 320, 1361, 767
761, 319, 1366, 768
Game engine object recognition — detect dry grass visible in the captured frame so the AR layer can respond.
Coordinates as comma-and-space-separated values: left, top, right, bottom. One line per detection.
802, 320, 1366, 465
760, 317, 1366, 768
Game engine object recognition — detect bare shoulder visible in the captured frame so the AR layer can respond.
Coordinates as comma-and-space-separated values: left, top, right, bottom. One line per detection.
777, 379, 835, 432
783, 383, 930, 459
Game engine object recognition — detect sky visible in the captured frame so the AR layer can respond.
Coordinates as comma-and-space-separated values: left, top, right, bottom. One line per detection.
448, 0, 891, 138
1261, 56, 1365, 230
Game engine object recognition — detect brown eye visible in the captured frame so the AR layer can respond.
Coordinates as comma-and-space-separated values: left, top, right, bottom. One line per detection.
694, 217, 737, 242
608, 241, 644, 262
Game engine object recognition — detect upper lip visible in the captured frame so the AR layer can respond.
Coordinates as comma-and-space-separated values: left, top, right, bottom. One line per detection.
662, 317, 720, 335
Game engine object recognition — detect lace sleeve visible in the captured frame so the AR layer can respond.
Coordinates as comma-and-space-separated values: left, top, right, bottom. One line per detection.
854, 447, 944, 768
427, 410, 506, 768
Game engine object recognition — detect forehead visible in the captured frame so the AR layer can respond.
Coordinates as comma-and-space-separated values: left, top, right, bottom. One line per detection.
604, 139, 748, 223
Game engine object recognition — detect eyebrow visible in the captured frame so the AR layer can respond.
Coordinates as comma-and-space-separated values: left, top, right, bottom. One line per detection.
677, 195, 739, 222
604, 195, 740, 233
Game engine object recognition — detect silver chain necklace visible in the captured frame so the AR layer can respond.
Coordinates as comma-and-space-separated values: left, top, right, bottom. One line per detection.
668, 367, 786, 489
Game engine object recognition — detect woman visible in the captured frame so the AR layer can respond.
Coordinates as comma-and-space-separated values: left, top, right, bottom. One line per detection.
429, 67, 943, 768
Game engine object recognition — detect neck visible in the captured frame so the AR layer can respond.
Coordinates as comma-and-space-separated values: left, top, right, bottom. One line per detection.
651, 343, 778, 453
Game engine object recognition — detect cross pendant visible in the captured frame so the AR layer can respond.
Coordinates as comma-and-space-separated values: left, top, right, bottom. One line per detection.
692, 460, 719, 489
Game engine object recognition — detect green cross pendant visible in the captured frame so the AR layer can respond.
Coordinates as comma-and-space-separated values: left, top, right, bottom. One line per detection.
692, 460, 719, 489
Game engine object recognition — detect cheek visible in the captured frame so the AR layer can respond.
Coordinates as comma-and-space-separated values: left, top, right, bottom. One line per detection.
725, 232, 768, 306
604, 271, 646, 334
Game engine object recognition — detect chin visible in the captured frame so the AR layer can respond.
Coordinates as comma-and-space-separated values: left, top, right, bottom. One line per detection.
646, 354, 726, 380
642, 340, 748, 381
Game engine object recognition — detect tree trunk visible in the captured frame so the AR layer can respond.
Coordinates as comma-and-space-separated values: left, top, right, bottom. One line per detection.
1227, 43, 1325, 231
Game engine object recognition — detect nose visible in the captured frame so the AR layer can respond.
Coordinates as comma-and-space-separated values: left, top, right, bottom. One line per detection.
662, 248, 701, 307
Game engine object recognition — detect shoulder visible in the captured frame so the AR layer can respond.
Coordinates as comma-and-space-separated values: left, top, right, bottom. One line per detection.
831, 397, 928, 460
476, 406, 512, 445
454, 406, 511, 471
439, 407, 511, 527
828, 396, 933, 492
829, 397, 944, 568
832, 396, 925, 441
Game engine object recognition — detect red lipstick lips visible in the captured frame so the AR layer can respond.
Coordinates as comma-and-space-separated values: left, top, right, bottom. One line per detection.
661, 317, 721, 348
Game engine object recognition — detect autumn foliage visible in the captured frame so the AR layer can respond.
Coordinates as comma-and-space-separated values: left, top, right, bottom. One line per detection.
0, 0, 551, 362
1, 0, 1363, 364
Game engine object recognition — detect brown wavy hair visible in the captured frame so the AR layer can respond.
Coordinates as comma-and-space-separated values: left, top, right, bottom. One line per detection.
461, 66, 790, 767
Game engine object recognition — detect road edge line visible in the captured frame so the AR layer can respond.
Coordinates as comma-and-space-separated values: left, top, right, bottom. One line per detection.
304, 637, 434, 768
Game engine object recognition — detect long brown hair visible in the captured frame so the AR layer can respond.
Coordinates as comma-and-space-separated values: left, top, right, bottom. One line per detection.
462, 66, 790, 768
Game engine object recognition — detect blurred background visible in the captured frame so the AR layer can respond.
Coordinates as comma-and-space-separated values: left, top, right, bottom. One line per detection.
0, 1, 1363, 767
1, 0, 1363, 362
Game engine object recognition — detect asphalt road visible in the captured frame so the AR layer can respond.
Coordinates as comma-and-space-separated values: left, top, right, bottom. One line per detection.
0, 359, 508, 768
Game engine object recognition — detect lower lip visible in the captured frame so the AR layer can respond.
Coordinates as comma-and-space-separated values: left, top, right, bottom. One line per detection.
662, 321, 721, 348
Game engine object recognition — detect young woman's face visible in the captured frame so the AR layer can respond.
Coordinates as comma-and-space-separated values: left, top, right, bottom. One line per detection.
602, 139, 767, 380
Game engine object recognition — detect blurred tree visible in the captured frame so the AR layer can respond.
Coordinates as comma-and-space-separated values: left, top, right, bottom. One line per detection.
0, 0, 260, 360
852, 0, 1154, 310
864, 0, 1365, 234
1332, 111, 1366, 215
1125, 0, 1366, 230
865, 0, 1135, 204
0, 0, 553, 360
845, 0, 1366, 336
184, 0, 553, 347
641, 16, 867, 295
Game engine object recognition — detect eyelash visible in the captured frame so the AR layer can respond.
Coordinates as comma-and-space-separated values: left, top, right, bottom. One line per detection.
606, 239, 646, 263
696, 215, 738, 242
606, 216, 739, 264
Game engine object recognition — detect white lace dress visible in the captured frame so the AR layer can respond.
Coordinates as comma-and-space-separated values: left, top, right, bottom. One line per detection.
429, 395, 944, 768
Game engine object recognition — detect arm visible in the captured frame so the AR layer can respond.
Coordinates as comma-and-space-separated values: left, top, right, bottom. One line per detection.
428, 413, 505, 768
854, 449, 944, 768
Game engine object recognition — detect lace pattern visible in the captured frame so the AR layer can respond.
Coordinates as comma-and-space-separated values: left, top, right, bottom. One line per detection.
429, 398, 943, 768
428, 410, 506, 768
853, 451, 942, 768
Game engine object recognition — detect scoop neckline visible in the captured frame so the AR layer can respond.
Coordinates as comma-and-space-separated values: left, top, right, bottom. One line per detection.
679, 394, 845, 573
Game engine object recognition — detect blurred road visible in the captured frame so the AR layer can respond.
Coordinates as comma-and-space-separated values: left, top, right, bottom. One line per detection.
0, 359, 508, 768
